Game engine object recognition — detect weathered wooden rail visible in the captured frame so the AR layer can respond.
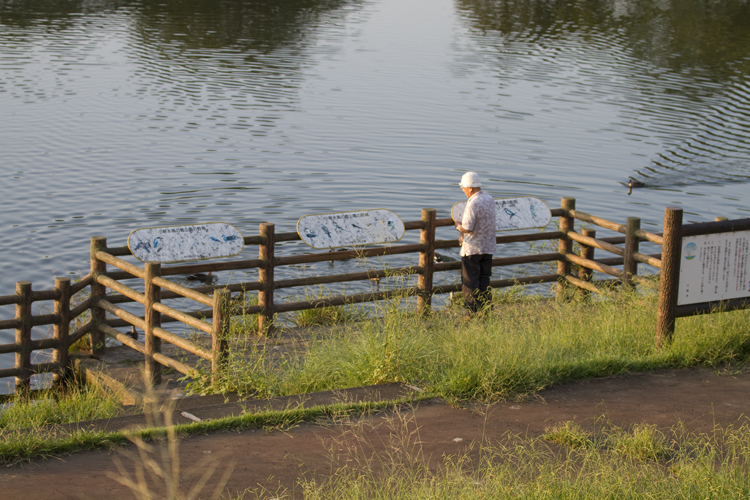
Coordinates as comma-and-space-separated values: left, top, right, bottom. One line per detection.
2, 198, 744, 395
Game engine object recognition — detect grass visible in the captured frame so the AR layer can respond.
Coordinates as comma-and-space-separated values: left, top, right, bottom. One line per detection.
185, 278, 750, 402
543, 421, 594, 449
229, 290, 262, 336
0, 383, 121, 431
0, 382, 125, 464
292, 302, 369, 328
292, 416, 750, 499
545, 420, 670, 461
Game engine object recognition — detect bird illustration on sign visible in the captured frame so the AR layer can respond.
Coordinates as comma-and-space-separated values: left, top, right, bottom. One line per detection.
128, 222, 244, 263
297, 209, 405, 249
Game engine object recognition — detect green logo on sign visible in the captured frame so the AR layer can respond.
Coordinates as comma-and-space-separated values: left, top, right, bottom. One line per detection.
684, 242, 697, 260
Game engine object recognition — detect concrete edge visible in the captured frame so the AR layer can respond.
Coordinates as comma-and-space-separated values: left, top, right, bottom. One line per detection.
76, 359, 142, 407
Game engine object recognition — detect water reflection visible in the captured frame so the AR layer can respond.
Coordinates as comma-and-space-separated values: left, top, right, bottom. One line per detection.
133, 0, 356, 51
127, 0, 363, 134
0, 0, 122, 26
457, 0, 750, 80
456, 0, 750, 189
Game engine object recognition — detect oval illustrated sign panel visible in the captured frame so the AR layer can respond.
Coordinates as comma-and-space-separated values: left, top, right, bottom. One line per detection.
451, 197, 551, 232
297, 209, 405, 249
128, 222, 244, 263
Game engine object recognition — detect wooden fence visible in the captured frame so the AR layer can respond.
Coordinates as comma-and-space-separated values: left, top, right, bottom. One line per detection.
1, 198, 745, 394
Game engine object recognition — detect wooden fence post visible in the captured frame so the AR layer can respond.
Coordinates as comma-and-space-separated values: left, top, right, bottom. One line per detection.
212, 289, 230, 385
578, 229, 595, 298
557, 197, 576, 300
656, 207, 683, 348
144, 262, 162, 387
623, 217, 641, 290
89, 236, 107, 355
15, 281, 32, 393
53, 277, 72, 386
417, 208, 437, 315
259, 223, 275, 335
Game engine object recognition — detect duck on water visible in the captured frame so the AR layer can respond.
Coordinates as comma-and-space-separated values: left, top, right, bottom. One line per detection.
627, 178, 645, 195
187, 271, 214, 283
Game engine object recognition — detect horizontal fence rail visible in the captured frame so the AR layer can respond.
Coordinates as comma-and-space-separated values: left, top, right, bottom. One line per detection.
3, 198, 743, 394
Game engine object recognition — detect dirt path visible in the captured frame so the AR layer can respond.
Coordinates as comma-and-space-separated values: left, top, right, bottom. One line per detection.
3, 367, 750, 499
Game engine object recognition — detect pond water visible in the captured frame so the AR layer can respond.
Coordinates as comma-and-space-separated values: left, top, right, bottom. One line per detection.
1, 0, 749, 387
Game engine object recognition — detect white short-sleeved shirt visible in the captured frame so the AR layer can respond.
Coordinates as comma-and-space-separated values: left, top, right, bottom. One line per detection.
461, 190, 497, 257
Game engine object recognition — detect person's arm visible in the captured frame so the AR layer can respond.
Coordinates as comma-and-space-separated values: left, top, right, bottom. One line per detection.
456, 202, 475, 234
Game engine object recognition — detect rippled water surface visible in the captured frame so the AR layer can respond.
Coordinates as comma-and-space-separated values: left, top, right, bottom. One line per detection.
1, 0, 749, 383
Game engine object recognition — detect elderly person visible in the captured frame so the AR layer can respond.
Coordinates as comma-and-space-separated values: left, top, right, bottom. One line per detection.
455, 172, 496, 313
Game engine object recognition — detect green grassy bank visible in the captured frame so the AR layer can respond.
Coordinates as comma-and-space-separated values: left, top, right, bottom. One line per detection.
196, 280, 750, 401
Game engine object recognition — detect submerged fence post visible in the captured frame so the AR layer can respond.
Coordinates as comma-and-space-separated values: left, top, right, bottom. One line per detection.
557, 197, 576, 300
578, 229, 596, 299
144, 262, 162, 386
623, 217, 641, 290
259, 223, 276, 335
656, 207, 683, 348
14, 281, 32, 392
212, 289, 230, 385
89, 236, 107, 355
417, 208, 437, 315
53, 277, 72, 386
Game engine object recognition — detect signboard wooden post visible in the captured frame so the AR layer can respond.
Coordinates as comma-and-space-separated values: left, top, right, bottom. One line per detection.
128, 223, 244, 263
451, 196, 551, 231
656, 207, 683, 347
297, 209, 405, 249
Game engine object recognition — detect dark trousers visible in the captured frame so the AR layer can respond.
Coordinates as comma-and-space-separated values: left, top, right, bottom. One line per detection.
461, 254, 493, 313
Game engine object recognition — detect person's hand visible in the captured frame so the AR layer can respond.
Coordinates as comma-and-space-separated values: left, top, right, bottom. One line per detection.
455, 221, 463, 231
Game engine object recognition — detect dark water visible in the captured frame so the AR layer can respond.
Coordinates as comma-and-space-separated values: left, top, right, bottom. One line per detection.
2, 0, 750, 387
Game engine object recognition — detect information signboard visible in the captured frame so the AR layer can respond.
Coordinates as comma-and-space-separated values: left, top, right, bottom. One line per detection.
451, 196, 551, 232
128, 222, 244, 263
297, 209, 405, 249
678, 230, 750, 306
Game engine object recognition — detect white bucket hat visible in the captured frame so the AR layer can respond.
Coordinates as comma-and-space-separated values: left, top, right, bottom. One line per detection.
459, 172, 482, 188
